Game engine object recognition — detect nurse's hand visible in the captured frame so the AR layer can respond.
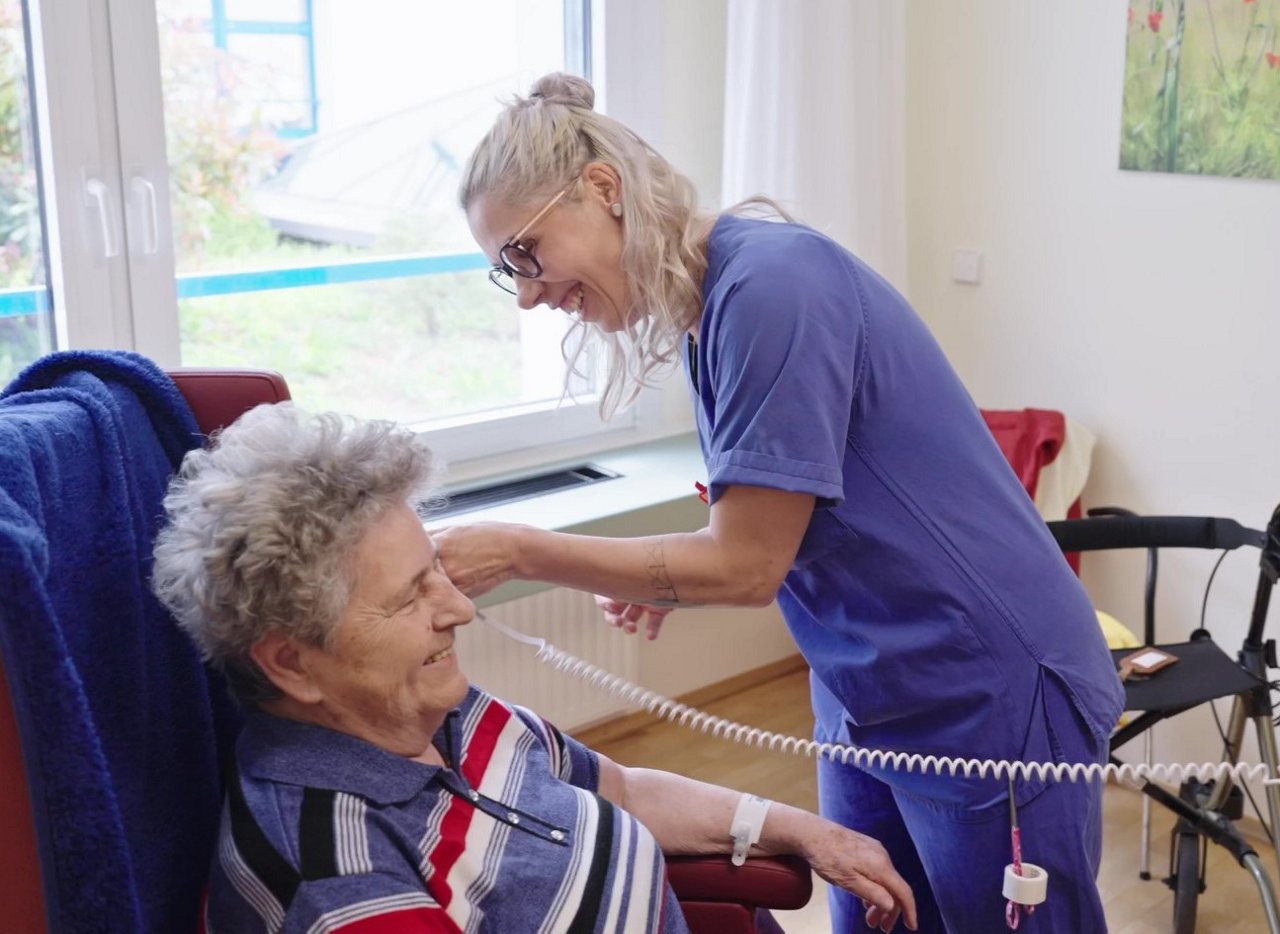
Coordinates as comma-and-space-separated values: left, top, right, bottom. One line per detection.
433, 523, 521, 598
594, 595, 673, 640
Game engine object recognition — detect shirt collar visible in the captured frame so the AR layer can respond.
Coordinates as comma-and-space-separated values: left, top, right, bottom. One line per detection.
236, 709, 465, 805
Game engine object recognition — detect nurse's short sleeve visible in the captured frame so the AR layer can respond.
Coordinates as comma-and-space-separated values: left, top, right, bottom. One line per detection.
702, 233, 866, 506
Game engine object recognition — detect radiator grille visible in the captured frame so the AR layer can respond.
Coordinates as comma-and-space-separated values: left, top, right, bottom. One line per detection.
456, 588, 638, 731
434, 464, 619, 519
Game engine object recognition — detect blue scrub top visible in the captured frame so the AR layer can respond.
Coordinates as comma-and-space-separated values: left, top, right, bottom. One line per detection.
689, 216, 1123, 795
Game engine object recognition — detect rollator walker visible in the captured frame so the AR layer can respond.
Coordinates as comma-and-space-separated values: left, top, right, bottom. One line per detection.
1051, 506, 1280, 933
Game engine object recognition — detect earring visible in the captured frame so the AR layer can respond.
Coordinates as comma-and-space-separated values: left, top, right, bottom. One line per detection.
610, 202, 623, 218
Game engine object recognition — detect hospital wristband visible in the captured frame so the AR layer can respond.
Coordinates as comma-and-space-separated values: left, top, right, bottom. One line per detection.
730, 793, 772, 866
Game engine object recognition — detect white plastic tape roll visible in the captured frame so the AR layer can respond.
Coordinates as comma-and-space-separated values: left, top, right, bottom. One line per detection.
1003, 863, 1049, 906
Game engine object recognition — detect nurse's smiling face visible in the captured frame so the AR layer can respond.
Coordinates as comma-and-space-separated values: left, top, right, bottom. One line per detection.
468, 163, 634, 333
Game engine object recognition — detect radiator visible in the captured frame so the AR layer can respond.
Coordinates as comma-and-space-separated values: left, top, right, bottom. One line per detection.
457, 588, 639, 731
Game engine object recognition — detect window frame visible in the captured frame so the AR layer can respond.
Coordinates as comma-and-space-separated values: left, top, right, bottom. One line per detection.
17, 0, 680, 467
209, 0, 318, 139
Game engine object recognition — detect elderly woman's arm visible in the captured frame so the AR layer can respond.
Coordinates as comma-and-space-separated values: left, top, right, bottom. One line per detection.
595, 755, 917, 933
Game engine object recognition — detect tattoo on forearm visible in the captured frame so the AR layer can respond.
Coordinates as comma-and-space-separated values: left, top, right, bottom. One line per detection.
644, 542, 680, 604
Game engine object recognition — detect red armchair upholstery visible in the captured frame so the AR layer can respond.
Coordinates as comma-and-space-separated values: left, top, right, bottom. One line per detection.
168, 367, 292, 435
0, 366, 808, 934
0, 653, 44, 934
668, 854, 812, 932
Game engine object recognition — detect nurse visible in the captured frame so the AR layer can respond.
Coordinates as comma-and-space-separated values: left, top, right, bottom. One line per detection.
438, 72, 1123, 933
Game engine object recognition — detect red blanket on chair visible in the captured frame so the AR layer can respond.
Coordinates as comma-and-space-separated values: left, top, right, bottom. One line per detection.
981, 408, 1082, 573
981, 408, 1065, 500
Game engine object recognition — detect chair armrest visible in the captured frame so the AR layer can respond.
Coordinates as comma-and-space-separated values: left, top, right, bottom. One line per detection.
665, 854, 812, 910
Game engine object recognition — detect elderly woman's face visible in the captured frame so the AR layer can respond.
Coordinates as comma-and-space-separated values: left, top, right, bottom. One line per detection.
298, 501, 475, 756
468, 166, 633, 333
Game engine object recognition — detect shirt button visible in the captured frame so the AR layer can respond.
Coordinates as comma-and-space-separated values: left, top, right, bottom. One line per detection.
507, 812, 520, 824
550, 830, 565, 842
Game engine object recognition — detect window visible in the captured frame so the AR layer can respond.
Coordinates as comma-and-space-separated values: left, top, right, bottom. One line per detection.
207, 0, 318, 138
3, 0, 664, 466
0, 0, 53, 377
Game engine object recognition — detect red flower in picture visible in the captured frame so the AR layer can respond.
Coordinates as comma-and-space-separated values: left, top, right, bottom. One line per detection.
1148, 11, 1164, 32
1267, 51, 1280, 68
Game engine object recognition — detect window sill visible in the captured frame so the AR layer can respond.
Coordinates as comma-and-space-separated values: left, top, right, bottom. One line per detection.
429, 431, 708, 607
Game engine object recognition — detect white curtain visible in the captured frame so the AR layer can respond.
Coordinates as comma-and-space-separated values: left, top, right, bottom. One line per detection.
721, 0, 907, 290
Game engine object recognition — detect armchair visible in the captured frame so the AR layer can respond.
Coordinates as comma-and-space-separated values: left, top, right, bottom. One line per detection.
0, 357, 808, 934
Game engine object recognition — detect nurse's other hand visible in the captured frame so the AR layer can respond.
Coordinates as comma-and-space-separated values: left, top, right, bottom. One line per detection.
801, 820, 917, 932
594, 595, 673, 640
432, 523, 522, 598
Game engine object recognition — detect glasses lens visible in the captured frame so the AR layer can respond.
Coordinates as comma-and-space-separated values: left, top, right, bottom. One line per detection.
488, 267, 517, 294
500, 243, 541, 278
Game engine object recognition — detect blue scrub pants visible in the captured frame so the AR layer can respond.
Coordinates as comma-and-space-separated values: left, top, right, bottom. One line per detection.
814, 675, 1109, 933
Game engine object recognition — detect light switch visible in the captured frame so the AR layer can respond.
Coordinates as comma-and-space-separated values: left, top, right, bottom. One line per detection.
951, 249, 983, 284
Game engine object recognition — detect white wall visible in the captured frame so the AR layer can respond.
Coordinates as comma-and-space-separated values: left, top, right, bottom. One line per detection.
609, 0, 1280, 770
905, 1, 1280, 765
599, 0, 727, 205
660, 0, 728, 209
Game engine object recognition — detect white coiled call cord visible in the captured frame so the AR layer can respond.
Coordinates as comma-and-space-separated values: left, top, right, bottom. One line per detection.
478, 612, 1275, 789
479, 610, 1280, 926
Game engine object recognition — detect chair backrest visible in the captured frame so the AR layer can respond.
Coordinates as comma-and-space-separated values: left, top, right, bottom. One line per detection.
0, 366, 290, 934
168, 368, 291, 436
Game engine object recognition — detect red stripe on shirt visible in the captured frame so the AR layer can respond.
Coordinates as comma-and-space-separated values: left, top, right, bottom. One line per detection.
423, 699, 515, 913
331, 905, 460, 933
459, 698, 512, 787
425, 793, 475, 910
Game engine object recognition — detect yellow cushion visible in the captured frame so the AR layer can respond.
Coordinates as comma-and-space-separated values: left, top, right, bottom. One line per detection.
1097, 609, 1140, 650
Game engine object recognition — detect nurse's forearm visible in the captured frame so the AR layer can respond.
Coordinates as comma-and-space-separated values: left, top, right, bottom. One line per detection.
513, 526, 776, 607
509, 485, 813, 606
434, 485, 812, 604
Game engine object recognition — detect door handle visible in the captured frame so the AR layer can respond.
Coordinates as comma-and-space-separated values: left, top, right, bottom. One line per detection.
84, 177, 119, 258
129, 176, 160, 255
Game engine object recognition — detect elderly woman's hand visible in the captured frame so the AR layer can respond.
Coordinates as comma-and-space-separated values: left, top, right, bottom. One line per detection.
799, 817, 917, 932
432, 523, 523, 598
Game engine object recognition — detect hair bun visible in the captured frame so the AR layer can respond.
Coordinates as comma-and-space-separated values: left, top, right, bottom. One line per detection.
528, 72, 595, 110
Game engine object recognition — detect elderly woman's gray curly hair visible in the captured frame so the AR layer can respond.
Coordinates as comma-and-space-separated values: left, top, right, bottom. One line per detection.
151, 403, 440, 706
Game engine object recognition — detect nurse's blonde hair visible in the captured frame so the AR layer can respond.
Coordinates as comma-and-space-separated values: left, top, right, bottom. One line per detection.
459, 72, 710, 419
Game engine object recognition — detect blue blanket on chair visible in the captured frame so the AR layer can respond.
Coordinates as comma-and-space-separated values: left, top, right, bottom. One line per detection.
0, 351, 238, 933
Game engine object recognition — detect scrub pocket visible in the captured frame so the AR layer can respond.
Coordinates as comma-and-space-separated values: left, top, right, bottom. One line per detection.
870, 665, 1101, 819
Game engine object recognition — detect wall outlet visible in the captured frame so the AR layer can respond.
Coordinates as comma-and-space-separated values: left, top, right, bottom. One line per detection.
951, 249, 983, 284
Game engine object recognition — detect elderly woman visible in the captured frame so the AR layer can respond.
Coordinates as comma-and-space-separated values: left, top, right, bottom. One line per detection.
150, 403, 915, 934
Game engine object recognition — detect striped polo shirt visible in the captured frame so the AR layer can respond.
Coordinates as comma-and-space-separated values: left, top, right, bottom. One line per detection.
207, 687, 688, 933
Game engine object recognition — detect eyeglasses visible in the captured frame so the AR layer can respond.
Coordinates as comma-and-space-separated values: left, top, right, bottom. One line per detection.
488, 183, 574, 295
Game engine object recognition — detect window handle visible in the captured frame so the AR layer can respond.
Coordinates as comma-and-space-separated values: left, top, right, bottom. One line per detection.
129, 176, 160, 255
84, 177, 119, 258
